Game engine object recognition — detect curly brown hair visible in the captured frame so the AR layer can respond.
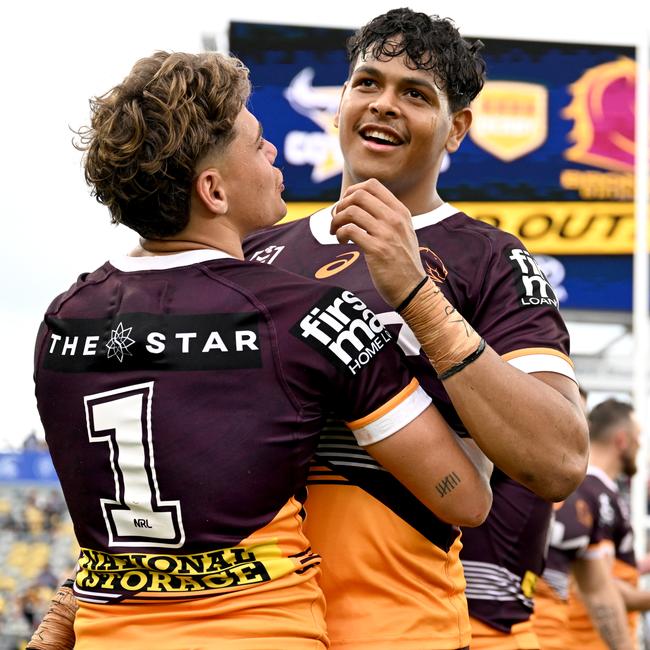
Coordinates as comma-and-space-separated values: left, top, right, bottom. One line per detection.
76, 51, 251, 239
347, 8, 485, 113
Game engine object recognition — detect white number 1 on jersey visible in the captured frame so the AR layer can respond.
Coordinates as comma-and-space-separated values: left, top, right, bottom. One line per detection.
84, 382, 185, 548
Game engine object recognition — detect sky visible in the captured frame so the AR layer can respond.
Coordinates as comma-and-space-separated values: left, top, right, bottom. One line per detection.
0, 0, 647, 450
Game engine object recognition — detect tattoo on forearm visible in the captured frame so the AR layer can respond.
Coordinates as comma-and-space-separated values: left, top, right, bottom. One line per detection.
436, 472, 461, 497
591, 604, 629, 649
444, 304, 471, 337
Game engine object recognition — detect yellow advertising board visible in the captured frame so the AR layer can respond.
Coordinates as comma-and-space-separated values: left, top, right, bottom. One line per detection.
282, 202, 643, 255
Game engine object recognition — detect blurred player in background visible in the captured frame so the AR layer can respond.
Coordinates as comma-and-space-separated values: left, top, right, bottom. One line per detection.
29, 50, 492, 650
459, 385, 588, 648
244, 7, 588, 649
534, 398, 650, 650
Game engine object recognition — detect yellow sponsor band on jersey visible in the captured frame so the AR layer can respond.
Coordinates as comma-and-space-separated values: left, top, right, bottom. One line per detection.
76, 540, 297, 593
521, 570, 538, 599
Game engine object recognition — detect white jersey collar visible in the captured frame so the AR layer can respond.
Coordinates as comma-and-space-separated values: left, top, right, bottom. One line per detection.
309, 202, 460, 245
586, 464, 619, 493
110, 249, 236, 272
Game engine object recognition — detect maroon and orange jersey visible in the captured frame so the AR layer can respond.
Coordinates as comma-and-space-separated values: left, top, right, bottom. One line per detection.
34, 249, 433, 649
462, 469, 552, 647
539, 466, 638, 649
244, 203, 575, 649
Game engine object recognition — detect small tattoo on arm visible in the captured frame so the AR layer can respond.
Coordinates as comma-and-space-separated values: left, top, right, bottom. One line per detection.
591, 604, 628, 648
436, 472, 461, 497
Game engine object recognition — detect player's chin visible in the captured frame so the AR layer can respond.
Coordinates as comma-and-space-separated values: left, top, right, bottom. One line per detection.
273, 199, 288, 224
350, 153, 401, 180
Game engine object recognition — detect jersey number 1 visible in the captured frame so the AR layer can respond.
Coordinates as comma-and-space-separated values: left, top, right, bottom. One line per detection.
84, 382, 185, 548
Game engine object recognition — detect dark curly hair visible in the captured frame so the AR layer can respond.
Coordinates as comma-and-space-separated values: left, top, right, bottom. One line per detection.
347, 8, 485, 112
75, 51, 251, 239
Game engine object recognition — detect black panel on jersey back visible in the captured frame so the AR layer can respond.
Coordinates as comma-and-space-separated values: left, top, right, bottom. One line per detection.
43, 312, 261, 372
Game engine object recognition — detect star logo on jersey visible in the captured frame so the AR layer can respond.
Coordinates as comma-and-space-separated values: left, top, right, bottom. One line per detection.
106, 322, 136, 362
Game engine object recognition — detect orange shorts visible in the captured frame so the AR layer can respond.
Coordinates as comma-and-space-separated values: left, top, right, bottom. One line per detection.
469, 616, 540, 649
74, 572, 327, 650
531, 590, 569, 650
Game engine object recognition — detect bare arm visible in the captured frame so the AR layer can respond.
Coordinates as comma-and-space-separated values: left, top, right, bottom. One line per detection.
26, 581, 77, 650
332, 179, 588, 501
441, 351, 588, 501
615, 579, 650, 612
363, 403, 493, 527
573, 557, 633, 649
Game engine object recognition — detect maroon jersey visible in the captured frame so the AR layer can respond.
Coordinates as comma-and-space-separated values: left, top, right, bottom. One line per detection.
541, 465, 638, 648
462, 470, 552, 632
34, 249, 431, 614
244, 203, 575, 647
547, 466, 636, 599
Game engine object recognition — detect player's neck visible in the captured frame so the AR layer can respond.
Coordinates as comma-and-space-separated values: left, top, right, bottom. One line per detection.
132, 236, 243, 260
589, 445, 622, 481
339, 176, 444, 217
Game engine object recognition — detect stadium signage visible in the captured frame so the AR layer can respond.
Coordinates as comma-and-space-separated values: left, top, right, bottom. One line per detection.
281, 202, 640, 255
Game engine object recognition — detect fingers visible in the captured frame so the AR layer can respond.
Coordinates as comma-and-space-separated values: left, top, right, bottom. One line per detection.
334, 222, 375, 249
331, 180, 411, 240
341, 178, 407, 213
331, 204, 379, 238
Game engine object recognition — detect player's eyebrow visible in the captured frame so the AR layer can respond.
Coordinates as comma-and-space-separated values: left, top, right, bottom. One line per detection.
353, 64, 438, 94
255, 121, 264, 145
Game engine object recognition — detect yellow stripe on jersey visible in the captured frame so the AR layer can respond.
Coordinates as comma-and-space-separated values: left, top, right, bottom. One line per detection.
346, 379, 433, 446
346, 377, 420, 429
502, 347, 574, 366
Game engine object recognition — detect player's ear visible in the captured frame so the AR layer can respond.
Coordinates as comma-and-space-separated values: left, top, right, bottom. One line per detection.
195, 168, 228, 215
445, 107, 472, 154
613, 427, 628, 451
334, 82, 349, 129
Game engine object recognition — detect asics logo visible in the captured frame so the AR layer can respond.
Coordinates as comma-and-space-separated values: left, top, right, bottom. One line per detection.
315, 252, 360, 279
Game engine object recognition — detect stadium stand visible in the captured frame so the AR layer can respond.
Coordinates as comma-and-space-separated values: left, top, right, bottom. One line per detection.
0, 454, 76, 650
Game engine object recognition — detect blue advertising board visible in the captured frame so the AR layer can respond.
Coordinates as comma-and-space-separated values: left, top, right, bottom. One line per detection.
229, 21, 635, 203
0, 452, 58, 483
229, 21, 641, 312
535, 254, 632, 312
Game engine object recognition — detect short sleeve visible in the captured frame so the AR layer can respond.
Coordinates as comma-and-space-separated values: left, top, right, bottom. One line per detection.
469, 233, 575, 382
278, 283, 432, 441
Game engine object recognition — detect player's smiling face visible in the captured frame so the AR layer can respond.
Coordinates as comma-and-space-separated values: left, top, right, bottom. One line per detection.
336, 50, 457, 201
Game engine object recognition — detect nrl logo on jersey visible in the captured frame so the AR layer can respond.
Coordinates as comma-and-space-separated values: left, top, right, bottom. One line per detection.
507, 248, 559, 309
249, 245, 285, 265
291, 288, 392, 375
